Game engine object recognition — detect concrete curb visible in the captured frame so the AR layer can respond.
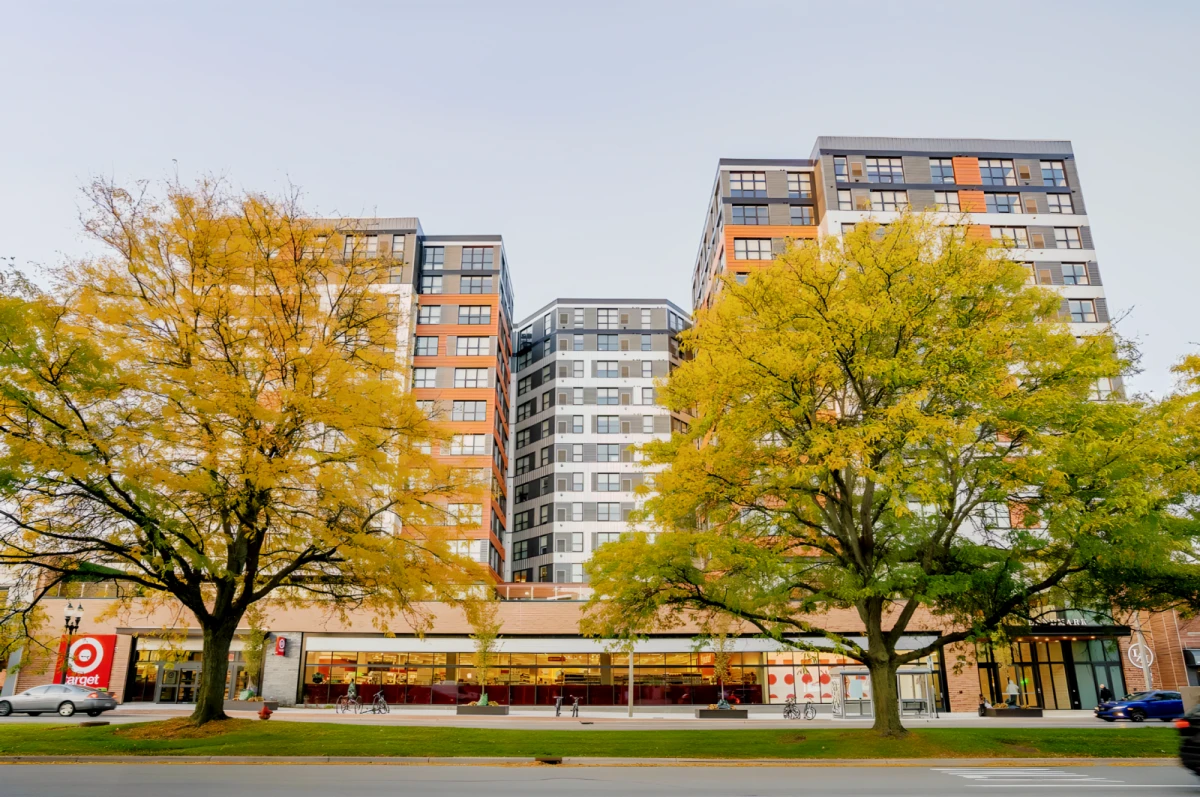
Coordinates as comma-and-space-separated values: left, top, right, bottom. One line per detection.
0, 756, 1179, 767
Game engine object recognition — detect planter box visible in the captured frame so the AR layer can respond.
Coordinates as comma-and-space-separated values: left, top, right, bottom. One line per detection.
696, 709, 749, 719
983, 707, 1043, 718
456, 705, 510, 716
224, 700, 279, 711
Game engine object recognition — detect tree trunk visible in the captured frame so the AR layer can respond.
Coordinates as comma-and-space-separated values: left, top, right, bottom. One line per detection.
191, 620, 237, 725
867, 656, 904, 737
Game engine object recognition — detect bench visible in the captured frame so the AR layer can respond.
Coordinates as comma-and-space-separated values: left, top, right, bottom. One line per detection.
900, 699, 928, 717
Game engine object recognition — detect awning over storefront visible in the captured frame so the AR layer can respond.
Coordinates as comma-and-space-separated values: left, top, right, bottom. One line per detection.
1019, 624, 1130, 639
302, 635, 941, 654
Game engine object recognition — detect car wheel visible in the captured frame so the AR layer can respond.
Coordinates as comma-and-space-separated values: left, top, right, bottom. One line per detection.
0, 701, 10, 717
57, 702, 76, 717
1129, 708, 1146, 722
86, 710, 102, 717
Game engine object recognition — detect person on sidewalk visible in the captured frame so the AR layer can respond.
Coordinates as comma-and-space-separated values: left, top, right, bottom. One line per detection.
978, 693, 993, 716
1004, 679, 1020, 708
554, 695, 563, 717
571, 696, 580, 717
1099, 684, 1114, 703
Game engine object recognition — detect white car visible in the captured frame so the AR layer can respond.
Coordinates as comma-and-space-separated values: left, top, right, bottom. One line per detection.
0, 683, 118, 717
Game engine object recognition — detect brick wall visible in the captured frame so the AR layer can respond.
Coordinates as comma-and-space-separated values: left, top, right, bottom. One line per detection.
261, 632, 303, 706
943, 641, 982, 713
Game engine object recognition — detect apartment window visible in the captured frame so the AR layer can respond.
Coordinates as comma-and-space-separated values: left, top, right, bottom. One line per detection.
417, 305, 441, 325
452, 400, 486, 421
415, 399, 435, 416
413, 368, 437, 388
790, 205, 814, 225
641, 361, 653, 378
788, 172, 813, 198
729, 171, 767, 197
572, 360, 584, 378
732, 205, 768, 225
420, 275, 443, 294
541, 390, 553, 411
598, 388, 619, 405
930, 158, 955, 184
391, 235, 405, 256
597, 503, 621, 522
870, 190, 908, 211
597, 308, 619, 329
1092, 377, 1115, 401
642, 415, 654, 433
640, 308, 652, 327
1041, 160, 1068, 187
641, 387, 654, 404
597, 361, 618, 378
990, 227, 1029, 248
461, 247, 494, 270
866, 157, 904, 183
571, 444, 583, 463
516, 400, 535, 422
1047, 194, 1074, 214
571, 415, 584, 433
539, 504, 551, 525
597, 334, 618, 351
460, 276, 492, 294
572, 387, 583, 405
414, 336, 438, 356
343, 235, 356, 258
979, 159, 1017, 186
454, 368, 488, 388
573, 308, 585, 327
641, 334, 652, 352
1055, 227, 1083, 249
985, 193, 1022, 214
934, 191, 960, 211
597, 416, 619, 434
837, 190, 852, 210
571, 532, 584, 553
597, 443, 620, 462
423, 246, 445, 270
1062, 263, 1090, 285
833, 156, 849, 183
458, 306, 492, 324
1068, 299, 1098, 323
734, 238, 772, 260
455, 336, 490, 356
571, 473, 584, 492
447, 503, 483, 527
450, 434, 487, 455
597, 473, 621, 492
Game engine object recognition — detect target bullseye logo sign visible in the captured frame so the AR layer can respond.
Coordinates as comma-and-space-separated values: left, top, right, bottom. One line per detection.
55, 634, 117, 688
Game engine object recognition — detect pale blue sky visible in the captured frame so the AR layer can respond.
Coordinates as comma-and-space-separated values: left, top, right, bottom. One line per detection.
1, 1, 1196, 394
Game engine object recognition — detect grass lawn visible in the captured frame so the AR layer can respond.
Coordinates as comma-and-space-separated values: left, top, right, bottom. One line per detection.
0, 719, 1179, 759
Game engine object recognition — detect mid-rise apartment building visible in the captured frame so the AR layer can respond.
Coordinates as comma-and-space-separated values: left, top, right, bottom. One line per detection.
507, 300, 690, 584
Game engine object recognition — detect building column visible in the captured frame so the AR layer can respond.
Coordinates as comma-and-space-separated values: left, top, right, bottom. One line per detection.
107, 635, 135, 702
261, 632, 302, 706
942, 641, 981, 713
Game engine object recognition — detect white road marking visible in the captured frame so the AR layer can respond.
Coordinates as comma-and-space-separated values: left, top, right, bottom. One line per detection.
932, 767, 1122, 784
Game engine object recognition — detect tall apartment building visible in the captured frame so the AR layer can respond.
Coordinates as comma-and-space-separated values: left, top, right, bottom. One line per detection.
693, 139, 1110, 387
341, 220, 515, 581
507, 300, 690, 584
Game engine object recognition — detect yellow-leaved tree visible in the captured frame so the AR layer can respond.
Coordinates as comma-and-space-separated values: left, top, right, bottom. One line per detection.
0, 179, 481, 724
584, 212, 1200, 736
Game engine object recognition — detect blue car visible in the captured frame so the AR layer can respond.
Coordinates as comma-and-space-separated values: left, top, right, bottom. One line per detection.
1095, 690, 1183, 722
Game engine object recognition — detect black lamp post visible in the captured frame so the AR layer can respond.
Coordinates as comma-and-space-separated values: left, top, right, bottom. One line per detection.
59, 602, 84, 684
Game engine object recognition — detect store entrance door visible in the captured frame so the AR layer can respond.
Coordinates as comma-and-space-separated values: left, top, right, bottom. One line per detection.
155, 664, 201, 703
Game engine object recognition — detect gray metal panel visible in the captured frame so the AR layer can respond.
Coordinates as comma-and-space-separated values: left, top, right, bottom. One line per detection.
1080, 227, 1095, 250
654, 415, 671, 433
1029, 226, 1056, 249
1014, 158, 1043, 187
907, 189, 936, 211
1063, 160, 1087, 214
1024, 192, 1049, 213
765, 169, 789, 199
768, 204, 791, 225
902, 156, 931, 184
771, 238, 787, 256
1087, 262, 1103, 287
812, 136, 1074, 158
1095, 298, 1110, 323
1059, 299, 1071, 320
583, 387, 597, 404
1044, 262, 1064, 285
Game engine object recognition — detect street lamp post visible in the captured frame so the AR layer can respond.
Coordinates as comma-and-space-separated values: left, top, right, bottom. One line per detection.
59, 602, 84, 684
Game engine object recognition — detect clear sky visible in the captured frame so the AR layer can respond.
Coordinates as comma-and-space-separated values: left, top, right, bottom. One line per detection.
1, 1, 1196, 394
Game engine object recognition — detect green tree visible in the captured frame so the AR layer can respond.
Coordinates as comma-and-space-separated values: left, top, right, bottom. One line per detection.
0, 179, 481, 725
584, 213, 1200, 736
468, 600, 502, 705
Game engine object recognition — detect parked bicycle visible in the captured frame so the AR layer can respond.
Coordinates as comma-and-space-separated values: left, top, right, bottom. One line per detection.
335, 694, 360, 714
783, 696, 817, 720
365, 691, 390, 715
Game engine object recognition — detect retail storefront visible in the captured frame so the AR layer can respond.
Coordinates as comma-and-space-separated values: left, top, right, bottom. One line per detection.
976, 626, 1129, 710
297, 635, 949, 710
124, 640, 252, 704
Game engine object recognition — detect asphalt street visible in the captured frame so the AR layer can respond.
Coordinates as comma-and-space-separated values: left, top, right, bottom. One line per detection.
0, 764, 1195, 797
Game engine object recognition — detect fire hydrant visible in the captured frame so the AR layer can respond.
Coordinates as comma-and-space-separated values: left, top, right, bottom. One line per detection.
258, 703, 273, 721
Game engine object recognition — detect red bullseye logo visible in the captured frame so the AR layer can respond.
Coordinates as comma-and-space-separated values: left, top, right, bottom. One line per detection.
68, 638, 105, 674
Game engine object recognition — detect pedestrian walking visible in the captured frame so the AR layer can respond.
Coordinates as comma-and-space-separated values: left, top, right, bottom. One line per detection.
1099, 683, 1113, 703
554, 695, 563, 717
571, 696, 580, 717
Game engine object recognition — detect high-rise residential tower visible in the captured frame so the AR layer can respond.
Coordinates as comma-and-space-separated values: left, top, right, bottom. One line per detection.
507, 300, 689, 584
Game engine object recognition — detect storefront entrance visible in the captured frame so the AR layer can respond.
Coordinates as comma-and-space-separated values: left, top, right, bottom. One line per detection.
126, 648, 250, 703
977, 636, 1127, 710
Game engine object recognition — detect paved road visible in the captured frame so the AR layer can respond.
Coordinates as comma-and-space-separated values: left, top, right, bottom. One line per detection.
0, 764, 1195, 796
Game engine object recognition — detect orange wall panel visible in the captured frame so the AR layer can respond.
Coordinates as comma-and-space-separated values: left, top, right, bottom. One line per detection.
724, 225, 818, 262
967, 225, 992, 241
952, 156, 981, 185
959, 190, 986, 213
